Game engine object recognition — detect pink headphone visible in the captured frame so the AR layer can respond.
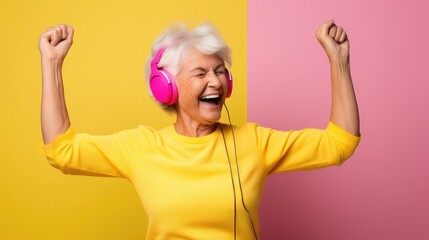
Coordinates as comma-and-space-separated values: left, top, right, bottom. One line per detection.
149, 46, 233, 105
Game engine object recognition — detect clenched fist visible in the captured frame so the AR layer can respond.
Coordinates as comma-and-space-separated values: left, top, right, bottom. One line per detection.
316, 20, 349, 62
39, 24, 74, 62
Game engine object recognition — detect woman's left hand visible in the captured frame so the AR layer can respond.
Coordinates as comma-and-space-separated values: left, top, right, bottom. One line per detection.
316, 20, 349, 62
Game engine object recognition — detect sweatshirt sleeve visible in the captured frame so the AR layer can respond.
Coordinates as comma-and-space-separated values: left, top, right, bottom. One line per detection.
42, 126, 147, 178
255, 122, 361, 174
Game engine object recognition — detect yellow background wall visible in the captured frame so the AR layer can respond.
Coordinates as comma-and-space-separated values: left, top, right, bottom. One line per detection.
0, 0, 246, 239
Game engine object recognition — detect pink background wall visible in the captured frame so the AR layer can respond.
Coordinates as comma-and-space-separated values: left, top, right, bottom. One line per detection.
248, 0, 429, 239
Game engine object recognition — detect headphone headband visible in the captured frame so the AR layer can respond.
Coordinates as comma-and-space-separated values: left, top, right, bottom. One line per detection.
151, 46, 166, 67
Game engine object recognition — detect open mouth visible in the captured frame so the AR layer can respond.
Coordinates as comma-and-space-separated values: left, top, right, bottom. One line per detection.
199, 94, 221, 106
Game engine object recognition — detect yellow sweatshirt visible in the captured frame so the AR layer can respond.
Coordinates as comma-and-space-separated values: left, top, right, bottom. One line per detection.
43, 122, 360, 239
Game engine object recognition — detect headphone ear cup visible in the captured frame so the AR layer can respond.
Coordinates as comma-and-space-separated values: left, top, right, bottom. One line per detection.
225, 69, 233, 98
150, 68, 178, 105
149, 46, 178, 105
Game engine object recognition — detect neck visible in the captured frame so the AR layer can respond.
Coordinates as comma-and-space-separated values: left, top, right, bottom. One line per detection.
174, 118, 219, 137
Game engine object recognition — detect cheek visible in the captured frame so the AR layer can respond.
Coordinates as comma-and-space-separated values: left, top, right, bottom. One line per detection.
178, 81, 202, 104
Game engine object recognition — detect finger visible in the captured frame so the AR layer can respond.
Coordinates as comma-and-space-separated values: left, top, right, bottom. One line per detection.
57, 24, 68, 40
328, 25, 337, 39
339, 31, 347, 43
65, 25, 74, 43
50, 29, 62, 46
334, 26, 343, 42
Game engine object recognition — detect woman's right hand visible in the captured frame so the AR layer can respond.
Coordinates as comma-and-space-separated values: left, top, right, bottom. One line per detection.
39, 24, 74, 62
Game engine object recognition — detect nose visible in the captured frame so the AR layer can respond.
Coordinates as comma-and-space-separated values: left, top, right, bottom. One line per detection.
207, 71, 222, 89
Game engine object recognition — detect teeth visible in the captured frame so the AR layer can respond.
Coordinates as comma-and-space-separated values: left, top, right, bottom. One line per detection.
200, 94, 220, 100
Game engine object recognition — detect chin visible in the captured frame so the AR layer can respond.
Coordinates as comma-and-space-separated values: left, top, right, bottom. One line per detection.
200, 112, 222, 124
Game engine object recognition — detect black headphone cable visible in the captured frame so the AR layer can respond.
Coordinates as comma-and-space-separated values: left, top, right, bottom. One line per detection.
220, 103, 259, 240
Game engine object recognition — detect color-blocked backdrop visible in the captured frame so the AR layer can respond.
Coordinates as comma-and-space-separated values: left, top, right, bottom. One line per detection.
248, 0, 429, 239
2, 0, 429, 239
0, 1, 246, 239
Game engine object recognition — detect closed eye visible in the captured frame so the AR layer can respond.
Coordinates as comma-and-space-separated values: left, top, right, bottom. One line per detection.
214, 64, 226, 76
215, 70, 225, 76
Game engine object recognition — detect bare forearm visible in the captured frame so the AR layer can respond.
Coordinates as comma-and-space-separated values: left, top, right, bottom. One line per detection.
329, 59, 360, 136
41, 59, 70, 144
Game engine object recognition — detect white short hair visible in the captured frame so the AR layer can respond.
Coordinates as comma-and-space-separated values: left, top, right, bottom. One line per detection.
145, 22, 232, 113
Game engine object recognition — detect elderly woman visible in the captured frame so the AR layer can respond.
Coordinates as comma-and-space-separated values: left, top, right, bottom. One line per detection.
40, 21, 360, 239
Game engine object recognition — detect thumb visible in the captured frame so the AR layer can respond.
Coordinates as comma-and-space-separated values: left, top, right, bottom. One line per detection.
317, 19, 335, 38
316, 19, 338, 46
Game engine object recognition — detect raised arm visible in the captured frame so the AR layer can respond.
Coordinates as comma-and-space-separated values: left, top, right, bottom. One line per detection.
316, 20, 360, 136
39, 24, 73, 144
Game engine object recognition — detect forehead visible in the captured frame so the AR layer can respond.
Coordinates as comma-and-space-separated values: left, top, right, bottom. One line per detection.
181, 47, 223, 70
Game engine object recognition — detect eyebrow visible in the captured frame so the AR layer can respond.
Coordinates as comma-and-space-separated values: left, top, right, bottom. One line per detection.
190, 63, 225, 73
